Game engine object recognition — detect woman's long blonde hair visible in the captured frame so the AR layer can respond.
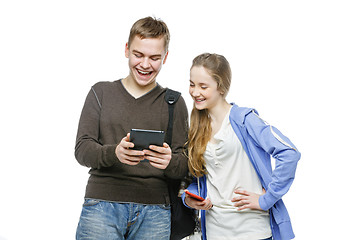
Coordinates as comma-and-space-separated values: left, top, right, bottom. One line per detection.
187, 53, 232, 177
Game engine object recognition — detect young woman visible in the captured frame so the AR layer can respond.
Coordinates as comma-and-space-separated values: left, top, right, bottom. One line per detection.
182, 53, 301, 240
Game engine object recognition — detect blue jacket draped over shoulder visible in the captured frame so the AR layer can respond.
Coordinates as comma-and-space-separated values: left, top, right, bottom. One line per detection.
182, 104, 301, 240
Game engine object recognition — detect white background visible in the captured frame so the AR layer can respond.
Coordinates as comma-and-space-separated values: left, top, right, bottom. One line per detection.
1, 0, 359, 239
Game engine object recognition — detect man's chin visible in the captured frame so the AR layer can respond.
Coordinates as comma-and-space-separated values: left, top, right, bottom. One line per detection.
135, 77, 157, 88
130, 72, 156, 87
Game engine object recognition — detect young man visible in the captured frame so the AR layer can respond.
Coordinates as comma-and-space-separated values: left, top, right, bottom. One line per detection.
75, 17, 189, 240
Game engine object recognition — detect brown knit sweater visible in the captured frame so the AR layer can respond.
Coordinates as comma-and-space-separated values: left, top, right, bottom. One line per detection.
75, 80, 189, 204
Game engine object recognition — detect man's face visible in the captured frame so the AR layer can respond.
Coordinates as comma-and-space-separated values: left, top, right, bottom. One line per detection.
125, 35, 168, 87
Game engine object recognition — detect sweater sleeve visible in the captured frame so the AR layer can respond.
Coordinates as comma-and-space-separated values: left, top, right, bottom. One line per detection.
163, 96, 189, 180
244, 111, 301, 210
74, 85, 118, 169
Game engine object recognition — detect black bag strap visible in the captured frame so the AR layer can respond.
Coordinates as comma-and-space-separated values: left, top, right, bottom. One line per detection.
164, 88, 182, 201
164, 88, 181, 147
165, 89, 196, 240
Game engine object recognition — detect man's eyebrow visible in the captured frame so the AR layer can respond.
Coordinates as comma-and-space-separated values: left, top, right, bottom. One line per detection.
132, 50, 143, 55
132, 50, 162, 58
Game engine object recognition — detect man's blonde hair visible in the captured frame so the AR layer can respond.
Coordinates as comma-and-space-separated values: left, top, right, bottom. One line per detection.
128, 16, 170, 52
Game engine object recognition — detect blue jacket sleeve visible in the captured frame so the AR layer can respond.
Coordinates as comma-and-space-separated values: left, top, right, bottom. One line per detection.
181, 177, 200, 208
244, 111, 301, 210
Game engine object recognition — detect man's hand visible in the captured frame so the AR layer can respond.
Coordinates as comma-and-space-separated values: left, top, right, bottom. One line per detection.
143, 143, 172, 169
115, 133, 145, 165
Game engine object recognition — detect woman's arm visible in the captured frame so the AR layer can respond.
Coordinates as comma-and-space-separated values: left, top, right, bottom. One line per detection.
244, 111, 301, 210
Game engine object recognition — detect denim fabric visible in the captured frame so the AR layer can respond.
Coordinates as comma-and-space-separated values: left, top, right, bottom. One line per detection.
76, 199, 171, 240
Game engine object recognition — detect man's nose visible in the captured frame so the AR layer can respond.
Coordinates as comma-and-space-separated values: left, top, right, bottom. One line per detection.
140, 57, 150, 68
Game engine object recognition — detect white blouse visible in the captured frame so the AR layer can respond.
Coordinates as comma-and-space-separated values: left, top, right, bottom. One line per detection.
204, 107, 272, 240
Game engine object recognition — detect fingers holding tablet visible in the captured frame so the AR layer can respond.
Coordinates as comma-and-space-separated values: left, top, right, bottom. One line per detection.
115, 133, 145, 165
116, 129, 168, 166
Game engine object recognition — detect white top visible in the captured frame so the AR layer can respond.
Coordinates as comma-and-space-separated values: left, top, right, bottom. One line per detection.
205, 107, 272, 240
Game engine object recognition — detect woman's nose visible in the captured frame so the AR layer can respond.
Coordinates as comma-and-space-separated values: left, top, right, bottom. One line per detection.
190, 87, 200, 97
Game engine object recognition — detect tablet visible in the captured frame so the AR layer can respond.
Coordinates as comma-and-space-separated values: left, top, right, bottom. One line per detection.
184, 189, 205, 201
130, 129, 165, 150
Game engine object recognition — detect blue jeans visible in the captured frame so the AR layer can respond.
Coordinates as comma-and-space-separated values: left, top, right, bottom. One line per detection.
76, 199, 171, 240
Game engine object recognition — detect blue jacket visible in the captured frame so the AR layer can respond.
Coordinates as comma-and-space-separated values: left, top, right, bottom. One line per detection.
182, 104, 301, 240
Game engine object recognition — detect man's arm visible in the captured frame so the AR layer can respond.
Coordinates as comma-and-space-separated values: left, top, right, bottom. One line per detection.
74, 84, 118, 169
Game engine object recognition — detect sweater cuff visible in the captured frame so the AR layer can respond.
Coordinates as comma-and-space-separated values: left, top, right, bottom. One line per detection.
164, 153, 186, 179
103, 144, 119, 167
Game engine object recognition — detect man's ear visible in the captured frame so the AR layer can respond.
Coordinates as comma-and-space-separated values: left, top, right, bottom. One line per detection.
162, 51, 169, 64
125, 42, 129, 58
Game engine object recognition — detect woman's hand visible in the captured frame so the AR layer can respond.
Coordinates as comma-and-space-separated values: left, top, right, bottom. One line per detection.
231, 189, 266, 211
185, 194, 213, 210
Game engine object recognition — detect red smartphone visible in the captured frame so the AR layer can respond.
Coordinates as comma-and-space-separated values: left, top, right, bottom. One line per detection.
184, 189, 205, 201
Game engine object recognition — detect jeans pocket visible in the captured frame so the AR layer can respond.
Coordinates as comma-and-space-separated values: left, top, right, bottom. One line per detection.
83, 198, 101, 207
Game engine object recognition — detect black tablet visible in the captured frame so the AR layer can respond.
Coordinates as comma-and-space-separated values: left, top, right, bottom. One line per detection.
130, 129, 165, 150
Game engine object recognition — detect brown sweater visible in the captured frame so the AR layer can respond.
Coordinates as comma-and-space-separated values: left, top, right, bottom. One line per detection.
75, 80, 189, 204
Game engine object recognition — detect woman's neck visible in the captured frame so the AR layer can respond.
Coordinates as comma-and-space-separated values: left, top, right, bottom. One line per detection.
208, 100, 231, 140
208, 100, 231, 123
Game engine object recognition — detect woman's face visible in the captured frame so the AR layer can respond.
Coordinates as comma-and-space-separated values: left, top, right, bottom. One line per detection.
189, 66, 224, 111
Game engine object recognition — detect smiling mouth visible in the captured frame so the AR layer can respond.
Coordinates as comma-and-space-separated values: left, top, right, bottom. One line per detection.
137, 69, 152, 76
195, 98, 205, 103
